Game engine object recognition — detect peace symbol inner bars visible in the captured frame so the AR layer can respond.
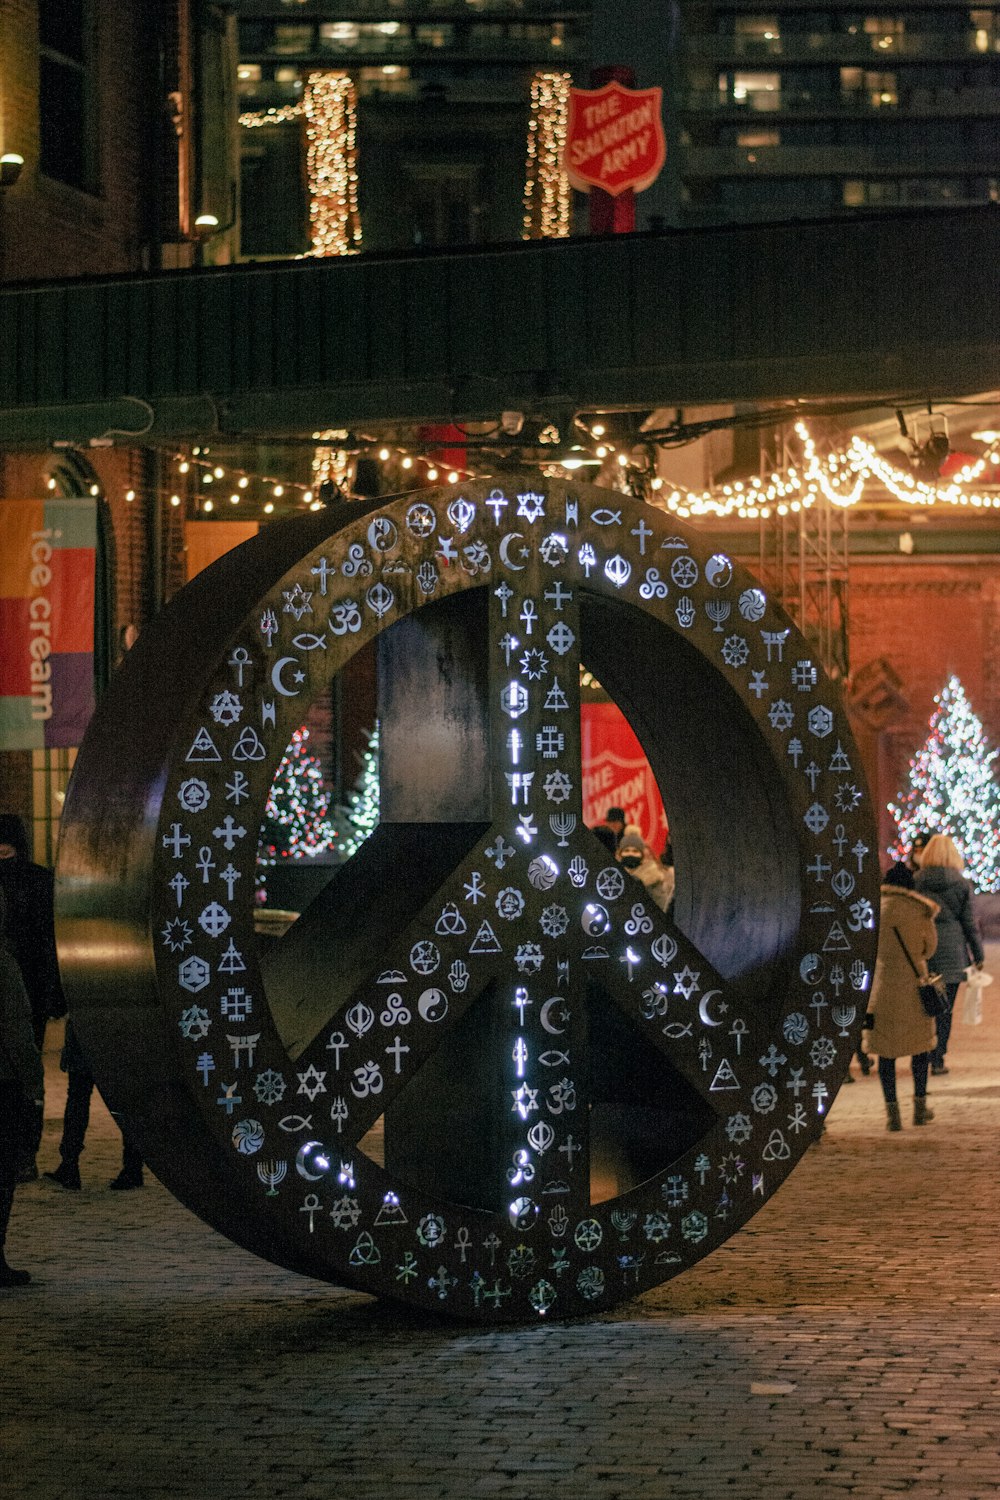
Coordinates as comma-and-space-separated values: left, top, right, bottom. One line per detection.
57, 477, 878, 1322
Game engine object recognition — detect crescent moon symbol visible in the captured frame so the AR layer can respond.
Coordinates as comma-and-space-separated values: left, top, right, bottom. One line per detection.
698, 990, 724, 1026
540, 996, 567, 1035
296, 1140, 326, 1181
499, 532, 527, 571
272, 656, 303, 697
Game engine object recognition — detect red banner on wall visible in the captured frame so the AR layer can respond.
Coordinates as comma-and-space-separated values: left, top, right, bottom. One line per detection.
0, 498, 96, 750
581, 700, 668, 851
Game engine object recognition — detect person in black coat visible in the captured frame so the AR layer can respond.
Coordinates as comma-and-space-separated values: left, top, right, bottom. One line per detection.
0, 889, 44, 1287
0, 814, 65, 1180
914, 833, 985, 1076
0, 815, 64, 1045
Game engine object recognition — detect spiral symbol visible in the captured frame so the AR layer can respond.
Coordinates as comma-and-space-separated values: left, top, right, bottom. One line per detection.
233, 1119, 265, 1155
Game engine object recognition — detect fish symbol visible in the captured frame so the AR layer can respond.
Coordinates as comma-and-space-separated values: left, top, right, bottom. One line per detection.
292, 632, 327, 651
662, 1021, 693, 1038
278, 1114, 312, 1133
538, 1050, 570, 1068
591, 508, 622, 526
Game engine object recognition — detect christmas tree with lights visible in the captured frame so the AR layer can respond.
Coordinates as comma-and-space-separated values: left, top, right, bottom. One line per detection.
888, 674, 1000, 892
339, 722, 380, 857
257, 726, 340, 878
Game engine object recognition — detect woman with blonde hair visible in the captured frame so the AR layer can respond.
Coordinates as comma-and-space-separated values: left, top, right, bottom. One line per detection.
914, 833, 984, 1076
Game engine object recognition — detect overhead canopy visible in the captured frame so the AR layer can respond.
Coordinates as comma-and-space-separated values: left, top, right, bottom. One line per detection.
1, 207, 998, 446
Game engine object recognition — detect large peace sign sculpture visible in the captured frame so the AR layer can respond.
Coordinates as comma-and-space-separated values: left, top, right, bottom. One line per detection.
56, 477, 878, 1321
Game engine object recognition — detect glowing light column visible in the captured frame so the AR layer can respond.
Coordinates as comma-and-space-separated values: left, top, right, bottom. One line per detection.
304, 71, 362, 257
522, 71, 572, 240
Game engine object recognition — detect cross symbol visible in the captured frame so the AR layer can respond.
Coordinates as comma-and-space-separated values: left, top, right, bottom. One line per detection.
163, 824, 191, 858
219, 863, 240, 900
788, 738, 803, 767
213, 816, 247, 850
807, 855, 831, 883
326, 1030, 349, 1069
749, 671, 769, 699
437, 535, 458, 564
507, 729, 522, 764
311, 556, 335, 595
499, 633, 519, 666
483, 1280, 511, 1307
494, 582, 513, 617
513, 987, 532, 1023
385, 1036, 409, 1074
196, 1053, 215, 1085
804, 762, 821, 790
852, 840, 869, 872
558, 1135, 582, 1168
169, 872, 189, 907
544, 582, 572, 611
228, 647, 250, 686
631, 518, 653, 555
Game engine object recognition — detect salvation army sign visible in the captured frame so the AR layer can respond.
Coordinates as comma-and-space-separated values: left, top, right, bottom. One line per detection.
565, 81, 666, 197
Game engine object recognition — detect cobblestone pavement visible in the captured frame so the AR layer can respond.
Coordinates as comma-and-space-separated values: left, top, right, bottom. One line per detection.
4, 948, 999, 1499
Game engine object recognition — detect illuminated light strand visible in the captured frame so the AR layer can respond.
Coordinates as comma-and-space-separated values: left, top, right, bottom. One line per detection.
238, 104, 305, 128
522, 72, 571, 240
303, 71, 362, 258
649, 424, 1000, 520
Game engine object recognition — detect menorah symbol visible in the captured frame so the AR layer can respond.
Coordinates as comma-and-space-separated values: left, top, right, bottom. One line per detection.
831, 1003, 857, 1037
549, 812, 577, 847
705, 600, 731, 633
256, 1160, 287, 1196
611, 1209, 638, 1241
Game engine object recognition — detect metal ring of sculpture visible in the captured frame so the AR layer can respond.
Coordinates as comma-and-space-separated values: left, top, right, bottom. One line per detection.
57, 476, 878, 1321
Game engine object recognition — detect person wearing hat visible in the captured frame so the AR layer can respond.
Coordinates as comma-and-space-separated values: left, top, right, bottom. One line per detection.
0, 814, 64, 1181
616, 824, 672, 912
603, 808, 626, 850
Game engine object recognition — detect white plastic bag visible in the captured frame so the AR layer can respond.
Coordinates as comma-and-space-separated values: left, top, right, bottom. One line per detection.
962, 966, 992, 1026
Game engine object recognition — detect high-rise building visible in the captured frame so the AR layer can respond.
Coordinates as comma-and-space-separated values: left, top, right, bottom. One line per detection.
671, 2, 1000, 223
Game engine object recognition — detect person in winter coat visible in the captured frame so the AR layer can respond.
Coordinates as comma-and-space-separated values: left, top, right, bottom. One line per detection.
616, 825, 672, 913
0, 813, 65, 1181
866, 861, 940, 1131
914, 833, 985, 1076
0, 889, 44, 1286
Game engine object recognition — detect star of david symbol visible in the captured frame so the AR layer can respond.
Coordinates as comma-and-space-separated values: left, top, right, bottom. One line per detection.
282, 583, 313, 621
516, 491, 545, 523
296, 1064, 328, 1102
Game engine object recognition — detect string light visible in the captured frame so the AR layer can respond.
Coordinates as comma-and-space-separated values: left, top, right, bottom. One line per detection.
652, 422, 1000, 520
522, 71, 572, 240
240, 78, 360, 257
304, 72, 362, 257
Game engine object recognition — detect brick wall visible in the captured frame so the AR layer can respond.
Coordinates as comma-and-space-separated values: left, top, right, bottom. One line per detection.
849, 557, 1000, 859
0, 1, 154, 281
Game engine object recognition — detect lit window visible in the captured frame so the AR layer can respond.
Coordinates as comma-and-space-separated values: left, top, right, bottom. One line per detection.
732, 72, 781, 110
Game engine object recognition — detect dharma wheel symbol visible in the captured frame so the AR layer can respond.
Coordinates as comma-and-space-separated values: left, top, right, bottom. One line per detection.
56, 477, 877, 1322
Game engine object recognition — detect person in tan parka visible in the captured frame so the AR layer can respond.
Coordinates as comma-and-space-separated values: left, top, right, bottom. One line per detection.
866, 860, 939, 1131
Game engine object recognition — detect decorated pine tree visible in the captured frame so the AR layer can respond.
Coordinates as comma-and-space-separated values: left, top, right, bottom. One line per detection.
257, 726, 340, 874
888, 674, 1000, 892
339, 722, 380, 857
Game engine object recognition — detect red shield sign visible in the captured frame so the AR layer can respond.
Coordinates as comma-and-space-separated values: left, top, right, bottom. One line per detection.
581, 702, 668, 851
565, 81, 666, 197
